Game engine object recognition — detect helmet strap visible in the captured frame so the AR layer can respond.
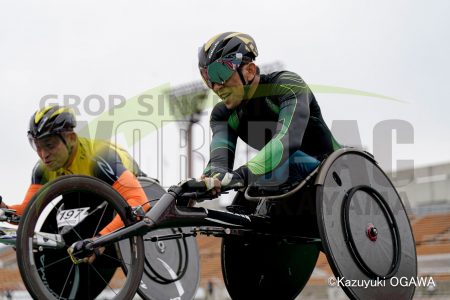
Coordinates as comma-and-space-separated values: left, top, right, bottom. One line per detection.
237, 67, 247, 85
237, 66, 256, 99
57, 133, 76, 166
57, 133, 69, 150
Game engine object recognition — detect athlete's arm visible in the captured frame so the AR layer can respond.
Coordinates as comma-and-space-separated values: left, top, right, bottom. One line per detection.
8, 184, 42, 216
8, 162, 45, 216
203, 104, 239, 177
92, 148, 149, 236
234, 72, 312, 184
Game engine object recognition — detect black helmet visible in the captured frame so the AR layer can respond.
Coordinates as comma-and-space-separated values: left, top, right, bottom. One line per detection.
198, 32, 258, 69
28, 105, 76, 140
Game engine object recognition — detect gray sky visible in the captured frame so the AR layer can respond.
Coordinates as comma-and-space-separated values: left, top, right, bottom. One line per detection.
1, 0, 449, 204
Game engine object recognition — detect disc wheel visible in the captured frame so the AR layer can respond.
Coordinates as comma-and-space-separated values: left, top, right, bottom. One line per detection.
16, 175, 145, 300
221, 236, 319, 300
121, 177, 200, 300
316, 150, 417, 300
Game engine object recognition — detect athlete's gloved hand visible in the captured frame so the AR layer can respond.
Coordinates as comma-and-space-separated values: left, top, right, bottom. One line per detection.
0, 197, 19, 224
201, 171, 245, 194
199, 174, 221, 195
67, 237, 104, 264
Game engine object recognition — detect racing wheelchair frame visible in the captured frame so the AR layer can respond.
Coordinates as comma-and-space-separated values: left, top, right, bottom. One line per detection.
9, 148, 417, 300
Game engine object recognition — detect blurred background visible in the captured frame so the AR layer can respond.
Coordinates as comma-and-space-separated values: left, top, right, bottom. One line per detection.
0, 0, 449, 299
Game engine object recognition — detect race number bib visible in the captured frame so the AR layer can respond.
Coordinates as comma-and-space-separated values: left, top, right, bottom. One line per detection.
56, 207, 89, 228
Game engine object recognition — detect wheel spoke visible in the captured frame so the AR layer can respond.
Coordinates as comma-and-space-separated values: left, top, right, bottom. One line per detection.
102, 252, 132, 268
92, 202, 109, 238
17, 176, 144, 300
58, 263, 76, 298
87, 263, 120, 296
36, 255, 72, 271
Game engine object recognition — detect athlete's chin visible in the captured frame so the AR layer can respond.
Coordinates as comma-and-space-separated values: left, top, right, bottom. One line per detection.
45, 162, 61, 171
224, 98, 242, 110
224, 102, 235, 109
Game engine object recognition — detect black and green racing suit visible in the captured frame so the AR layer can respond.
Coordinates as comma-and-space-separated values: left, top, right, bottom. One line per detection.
203, 71, 341, 187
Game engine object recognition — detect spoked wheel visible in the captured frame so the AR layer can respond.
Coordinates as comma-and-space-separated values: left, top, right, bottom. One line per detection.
221, 236, 320, 300
120, 177, 200, 300
16, 175, 144, 300
316, 149, 417, 300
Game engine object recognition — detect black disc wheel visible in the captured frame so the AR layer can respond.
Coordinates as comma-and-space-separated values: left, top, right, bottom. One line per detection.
221, 236, 319, 300
16, 175, 145, 300
316, 149, 417, 300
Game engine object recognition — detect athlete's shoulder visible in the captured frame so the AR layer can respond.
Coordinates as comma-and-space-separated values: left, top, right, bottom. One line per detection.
90, 142, 125, 185
88, 138, 121, 162
77, 137, 117, 158
31, 161, 48, 185
265, 70, 306, 86
78, 136, 108, 152
260, 71, 308, 100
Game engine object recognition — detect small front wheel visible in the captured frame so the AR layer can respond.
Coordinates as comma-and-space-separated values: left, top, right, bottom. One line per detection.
16, 175, 145, 300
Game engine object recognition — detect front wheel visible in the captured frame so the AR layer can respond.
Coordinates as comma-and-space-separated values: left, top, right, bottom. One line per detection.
16, 175, 145, 300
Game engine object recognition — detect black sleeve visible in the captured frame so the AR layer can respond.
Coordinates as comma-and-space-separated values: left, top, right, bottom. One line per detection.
203, 103, 239, 177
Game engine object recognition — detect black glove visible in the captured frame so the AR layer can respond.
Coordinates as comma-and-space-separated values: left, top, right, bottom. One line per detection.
68, 238, 102, 264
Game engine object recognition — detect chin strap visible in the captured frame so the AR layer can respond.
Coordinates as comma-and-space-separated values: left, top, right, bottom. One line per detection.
237, 67, 255, 99
57, 133, 69, 150
57, 133, 75, 166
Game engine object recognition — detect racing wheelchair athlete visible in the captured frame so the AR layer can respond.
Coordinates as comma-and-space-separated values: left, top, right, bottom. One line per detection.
11, 147, 417, 300
3, 31, 416, 299
0, 105, 200, 300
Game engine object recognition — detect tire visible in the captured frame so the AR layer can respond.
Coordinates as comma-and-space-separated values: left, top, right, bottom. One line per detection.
316, 149, 417, 300
16, 175, 145, 300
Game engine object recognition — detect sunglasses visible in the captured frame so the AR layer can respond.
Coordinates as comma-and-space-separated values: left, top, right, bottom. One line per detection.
200, 53, 249, 88
28, 134, 61, 152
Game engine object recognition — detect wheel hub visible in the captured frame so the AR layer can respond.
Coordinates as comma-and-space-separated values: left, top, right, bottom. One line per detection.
366, 223, 378, 241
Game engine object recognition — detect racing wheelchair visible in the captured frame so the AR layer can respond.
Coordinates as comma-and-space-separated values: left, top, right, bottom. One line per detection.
7, 148, 416, 299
